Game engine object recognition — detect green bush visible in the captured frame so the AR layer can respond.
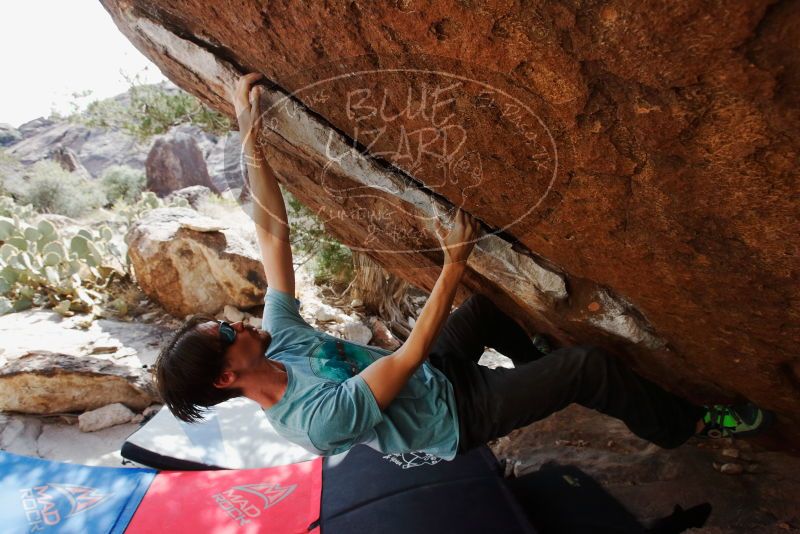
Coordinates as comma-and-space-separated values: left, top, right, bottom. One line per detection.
15, 161, 106, 217
0, 150, 25, 200
284, 189, 354, 285
76, 77, 230, 141
101, 165, 145, 204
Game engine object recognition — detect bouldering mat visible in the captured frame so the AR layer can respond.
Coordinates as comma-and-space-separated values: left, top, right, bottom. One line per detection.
320, 444, 537, 533
0, 450, 155, 534
125, 457, 323, 534
121, 397, 317, 470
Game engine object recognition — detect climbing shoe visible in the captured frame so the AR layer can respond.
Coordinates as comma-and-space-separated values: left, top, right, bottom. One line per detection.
530, 333, 552, 357
695, 403, 774, 439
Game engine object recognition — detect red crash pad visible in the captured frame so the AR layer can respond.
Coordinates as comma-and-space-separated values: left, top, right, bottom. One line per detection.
125, 457, 323, 533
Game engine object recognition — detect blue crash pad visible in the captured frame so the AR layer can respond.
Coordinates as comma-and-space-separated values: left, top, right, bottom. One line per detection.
0, 451, 155, 534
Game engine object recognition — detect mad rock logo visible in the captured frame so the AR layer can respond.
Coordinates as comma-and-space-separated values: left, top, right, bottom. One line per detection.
19, 483, 109, 531
212, 482, 296, 526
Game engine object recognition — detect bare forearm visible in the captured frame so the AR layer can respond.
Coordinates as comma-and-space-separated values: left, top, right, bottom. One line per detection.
360, 261, 467, 409
399, 262, 466, 366
244, 137, 289, 242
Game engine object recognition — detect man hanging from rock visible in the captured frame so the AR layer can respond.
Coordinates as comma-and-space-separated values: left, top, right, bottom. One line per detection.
155, 73, 773, 461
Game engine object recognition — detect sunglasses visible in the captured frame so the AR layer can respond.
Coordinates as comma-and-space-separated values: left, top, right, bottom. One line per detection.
215, 320, 237, 345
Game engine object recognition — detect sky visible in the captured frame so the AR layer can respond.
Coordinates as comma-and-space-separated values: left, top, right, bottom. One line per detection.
0, 1, 167, 127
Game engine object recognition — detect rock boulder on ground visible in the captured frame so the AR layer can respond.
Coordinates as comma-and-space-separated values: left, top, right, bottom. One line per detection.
78, 403, 136, 432
165, 184, 213, 208
145, 127, 218, 197
101, 0, 800, 444
125, 207, 266, 317
48, 146, 91, 178
0, 351, 157, 414
340, 320, 373, 345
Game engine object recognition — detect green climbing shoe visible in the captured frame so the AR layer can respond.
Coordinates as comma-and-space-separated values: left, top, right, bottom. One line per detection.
530, 333, 552, 357
696, 403, 774, 439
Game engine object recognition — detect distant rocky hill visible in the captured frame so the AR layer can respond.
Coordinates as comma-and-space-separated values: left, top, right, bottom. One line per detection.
0, 87, 244, 197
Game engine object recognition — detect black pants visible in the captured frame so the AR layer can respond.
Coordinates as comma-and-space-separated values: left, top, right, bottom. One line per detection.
427, 293, 705, 454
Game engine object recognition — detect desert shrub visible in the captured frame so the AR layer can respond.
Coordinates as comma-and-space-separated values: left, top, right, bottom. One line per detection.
101, 165, 146, 204
111, 190, 189, 226
76, 76, 230, 140
0, 150, 25, 200
284, 189, 354, 286
15, 161, 106, 217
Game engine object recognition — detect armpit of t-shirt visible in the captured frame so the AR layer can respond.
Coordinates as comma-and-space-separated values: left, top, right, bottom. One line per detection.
262, 286, 313, 333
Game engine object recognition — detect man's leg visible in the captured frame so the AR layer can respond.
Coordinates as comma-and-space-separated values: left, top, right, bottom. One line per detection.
428, 293, 549, 455
430, 293, 542, 365
460, 345, 705, 452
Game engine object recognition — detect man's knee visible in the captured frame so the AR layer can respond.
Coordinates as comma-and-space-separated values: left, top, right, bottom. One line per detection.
559, 344, 613, 372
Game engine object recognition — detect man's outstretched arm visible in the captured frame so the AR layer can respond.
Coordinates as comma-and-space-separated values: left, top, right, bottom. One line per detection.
231, 73, 295, 296
359, 209, 480, 410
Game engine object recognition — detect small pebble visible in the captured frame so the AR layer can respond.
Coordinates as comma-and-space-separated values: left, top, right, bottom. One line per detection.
720, 463, 744, 475
744, 463, 760, 474
721, 448, 740, 459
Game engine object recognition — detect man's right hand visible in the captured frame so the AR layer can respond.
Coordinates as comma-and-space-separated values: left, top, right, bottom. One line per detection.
431, 208, 481, 265
230, 72, 265, 141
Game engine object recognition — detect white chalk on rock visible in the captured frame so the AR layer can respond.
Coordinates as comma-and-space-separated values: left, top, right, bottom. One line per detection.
78, 403, 135, 432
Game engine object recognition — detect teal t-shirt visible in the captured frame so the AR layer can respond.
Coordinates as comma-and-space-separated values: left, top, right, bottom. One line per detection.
260, 286, 460, 460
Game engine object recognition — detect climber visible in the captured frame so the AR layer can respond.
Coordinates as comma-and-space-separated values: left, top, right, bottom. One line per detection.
154, 73, 773, 461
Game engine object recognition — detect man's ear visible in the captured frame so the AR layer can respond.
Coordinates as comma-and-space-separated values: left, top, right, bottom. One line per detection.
213, 369, 237, 389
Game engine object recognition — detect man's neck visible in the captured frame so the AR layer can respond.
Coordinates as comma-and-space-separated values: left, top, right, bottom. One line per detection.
244, 358, 288, 409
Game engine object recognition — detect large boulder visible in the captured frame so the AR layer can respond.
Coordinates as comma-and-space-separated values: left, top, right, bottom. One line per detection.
0, 351, 157, 414
145, 128, 218, 197
101, 0, 800, 443
125, 207, 266, 317
158, 124, 245, 194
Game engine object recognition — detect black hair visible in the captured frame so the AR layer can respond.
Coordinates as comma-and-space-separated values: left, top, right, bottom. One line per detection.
154, 313, 244, 422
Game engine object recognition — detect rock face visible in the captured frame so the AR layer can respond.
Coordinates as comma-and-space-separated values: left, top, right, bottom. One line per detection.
145, 128, 218, 196
125, 207, 266, 317
101, 1, 800, 443
8, 121, 148, 178
48, 146, 91, 178
0, 351, 157, 414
